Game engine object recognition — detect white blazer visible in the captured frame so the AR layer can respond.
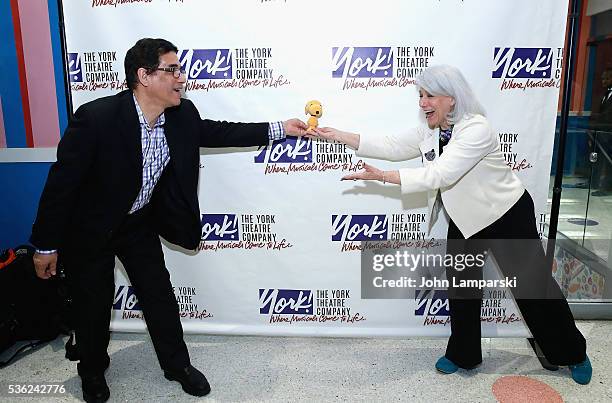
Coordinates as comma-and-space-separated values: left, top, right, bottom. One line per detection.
356, 114, 525, 238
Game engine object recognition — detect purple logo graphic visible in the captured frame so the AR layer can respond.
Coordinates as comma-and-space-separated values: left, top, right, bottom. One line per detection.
112, 285, 141, 311
259, 289, 313, 315
492, 47, 553, 79
178, 49, 232, 80
414, 289, 449, 317
254, 136, 312, 164
201, 214, 239, 241
68, 52, 82, 83
332, 47, 393, 78
331, 215, 388, 241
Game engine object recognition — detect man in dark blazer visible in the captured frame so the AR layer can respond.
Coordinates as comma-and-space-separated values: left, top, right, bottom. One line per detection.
31, 38, 307, 402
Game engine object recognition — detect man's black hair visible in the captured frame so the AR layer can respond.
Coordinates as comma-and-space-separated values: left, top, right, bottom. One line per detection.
124, 38, 178, 90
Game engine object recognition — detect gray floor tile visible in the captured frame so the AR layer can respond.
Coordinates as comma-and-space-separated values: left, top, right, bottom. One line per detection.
1, 320, 610, 402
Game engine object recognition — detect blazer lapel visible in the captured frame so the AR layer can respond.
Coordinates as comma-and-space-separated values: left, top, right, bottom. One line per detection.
419, 132, 438, 162
118, 91, 143, 172
418, 132, 440, 235
162, 108, 185, 175
161, 106, 198, 213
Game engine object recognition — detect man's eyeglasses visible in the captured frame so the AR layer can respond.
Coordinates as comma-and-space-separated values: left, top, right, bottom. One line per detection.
154, 66, 186, 78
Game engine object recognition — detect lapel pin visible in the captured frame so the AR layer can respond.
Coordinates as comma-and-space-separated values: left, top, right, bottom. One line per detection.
425, 149, 436, 161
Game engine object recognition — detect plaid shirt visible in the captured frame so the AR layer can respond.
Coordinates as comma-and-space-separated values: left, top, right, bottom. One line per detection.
268, 121, 284, 141
129, 95, 286, 213
129, 95, 171, 213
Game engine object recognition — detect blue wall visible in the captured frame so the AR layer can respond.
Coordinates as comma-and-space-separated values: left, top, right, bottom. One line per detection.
0, 0, 66, 250
0, 163, 51, 248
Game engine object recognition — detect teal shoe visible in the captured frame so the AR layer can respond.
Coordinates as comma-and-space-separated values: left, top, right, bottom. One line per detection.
569, 356, 592, 385
435, 356, 459, 374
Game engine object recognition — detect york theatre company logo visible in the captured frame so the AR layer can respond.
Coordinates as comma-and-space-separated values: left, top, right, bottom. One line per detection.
179, 47, 290, 92
91, 0, 188, 7
492, 47, 563, 91
414, 289, 521, 326
332, 46, 435, 91
198, 213, 293, 252
91, 0, 154, 8
498, 131, 533, 173
259, 289, 366, 325
68, 51, 125, 92
113, 285, 212, 320
332, 214, 431, 252
414, 289, 450, 326
254, 137, 364, 175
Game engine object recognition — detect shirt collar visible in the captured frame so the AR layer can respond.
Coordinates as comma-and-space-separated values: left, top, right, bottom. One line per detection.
132, 93, 165, 131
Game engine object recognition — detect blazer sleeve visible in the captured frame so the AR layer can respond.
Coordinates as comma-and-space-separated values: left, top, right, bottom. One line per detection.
184, 100, 270, 147
355, 126, 426, 162
30, 105, 97, 250
398, 118, 495, 194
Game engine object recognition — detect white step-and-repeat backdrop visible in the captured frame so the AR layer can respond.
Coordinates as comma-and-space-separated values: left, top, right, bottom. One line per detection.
62, 0, 568, 336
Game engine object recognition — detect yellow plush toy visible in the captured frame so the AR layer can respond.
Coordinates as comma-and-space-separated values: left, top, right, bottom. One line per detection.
305, 100, 323, 132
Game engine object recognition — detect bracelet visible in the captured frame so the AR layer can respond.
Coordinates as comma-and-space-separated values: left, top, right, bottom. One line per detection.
35, 249, 57, 255
382, 171, 386, 184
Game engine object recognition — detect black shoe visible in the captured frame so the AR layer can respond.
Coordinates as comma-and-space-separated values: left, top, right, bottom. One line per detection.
164, 365, 211, 397
81, 374, 110, 403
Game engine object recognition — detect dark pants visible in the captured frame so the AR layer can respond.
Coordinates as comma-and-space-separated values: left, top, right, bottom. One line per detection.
63, 207, 190, 376
444, 190, 587, 368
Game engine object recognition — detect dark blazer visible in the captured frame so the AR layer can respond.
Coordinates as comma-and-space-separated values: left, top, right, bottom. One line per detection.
31, 90, 269, 251
590, 89, 612, 131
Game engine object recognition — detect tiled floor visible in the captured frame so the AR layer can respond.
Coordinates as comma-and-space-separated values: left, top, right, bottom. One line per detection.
547, 175, 612, 265
1, 321, 610, 402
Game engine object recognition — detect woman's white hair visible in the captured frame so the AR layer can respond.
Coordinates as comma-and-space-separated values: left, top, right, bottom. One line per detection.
415, 65, 486, 124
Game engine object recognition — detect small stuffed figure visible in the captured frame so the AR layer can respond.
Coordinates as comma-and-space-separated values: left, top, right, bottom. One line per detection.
305, 100, 323, 132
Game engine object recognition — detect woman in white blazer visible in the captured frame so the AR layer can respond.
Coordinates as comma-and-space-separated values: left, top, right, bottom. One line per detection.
310, 65, 591, 384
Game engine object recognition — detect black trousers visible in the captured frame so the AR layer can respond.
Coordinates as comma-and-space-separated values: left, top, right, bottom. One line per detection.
444, 190, 587, 368
63, 207, 190, 376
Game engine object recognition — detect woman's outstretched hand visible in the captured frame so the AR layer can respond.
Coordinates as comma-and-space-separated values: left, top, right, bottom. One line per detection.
308, 127, 340, 141
341, 162, 383, 181
308, 127, 361, 149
